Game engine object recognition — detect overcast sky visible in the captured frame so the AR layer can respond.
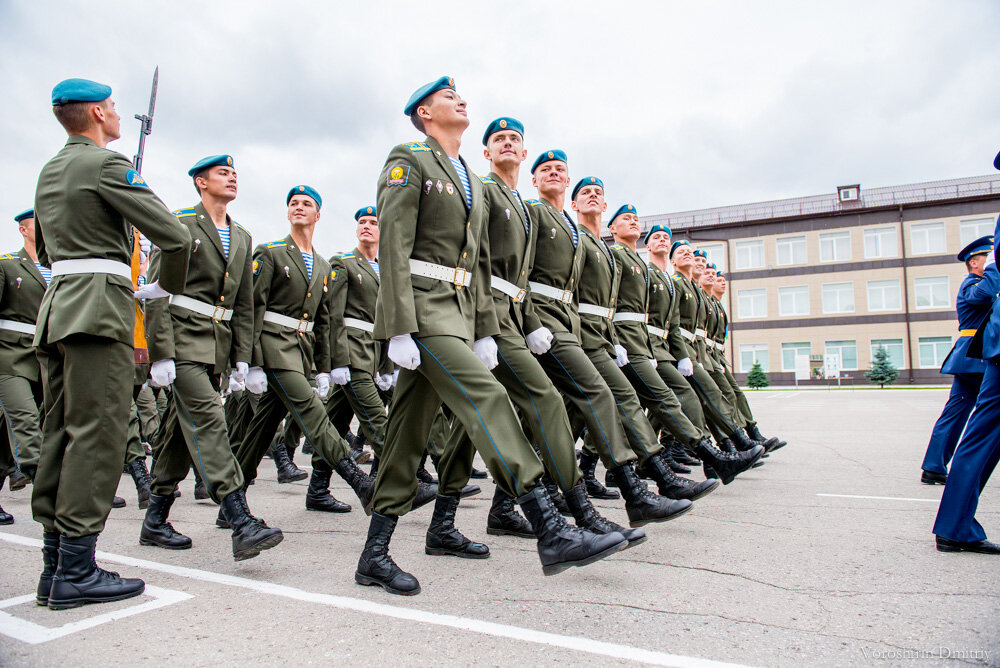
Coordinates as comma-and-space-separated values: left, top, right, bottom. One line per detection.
2, 0, 998, 254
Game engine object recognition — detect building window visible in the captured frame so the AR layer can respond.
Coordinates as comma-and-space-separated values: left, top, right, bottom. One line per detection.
739, 343, 769, 373
819, 231, 851, 262
960, 218, 994, 246
734, 240, 764, 270
864, 226, 897, 259
778, 285, 809, 316
775, 235, 807, 266
867, 279, 901, 312
910, 222, 945, 255
918, 336, 952, 368
825, 340, 858, 371
696, 243, 725, 271
781, 342, 811, 371
914, 276, 950, 309
736, 288, 767, 319
821, 282, 854, 314
871, 338, 905, 369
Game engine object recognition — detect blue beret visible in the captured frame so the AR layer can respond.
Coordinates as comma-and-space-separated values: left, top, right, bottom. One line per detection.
706, 262, 718, 271
608, 203, 637, 227
354, 206, 377, 221
571, 176, 604, 202
188, 155, 234, 177
51, 78, 111, 106
692, 249, 708, 258
531, 149, 567, 175
287, 185, 322, 209
404, 76, 455, 116
994, 149, 1000, 171
957, 235, 993, 262
482, 117, 524, 146
643, 224, 671, 245
716, 271, 726, 279
14, 209, 34, 223
669, 240, 690, 258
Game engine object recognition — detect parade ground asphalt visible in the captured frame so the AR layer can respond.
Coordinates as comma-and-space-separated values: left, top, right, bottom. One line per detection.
1, 388, 998, 667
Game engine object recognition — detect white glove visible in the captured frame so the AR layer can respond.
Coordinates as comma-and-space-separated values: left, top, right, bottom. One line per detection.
224, 372, 244, 396
388, 334, 421, 370
614, 344, 629, 367
150, 358, 176, 387
139, 234, 151, 263
987, 249, 996, 268
376, 373, 394, 391
134, 280, 172, 300
392, 369, 399, 387
677, 357, 694, 377
330, 366, 351, 386
314, 372, 331, 399
233, 361, 249, 384
474, 336, 499, 370
526, 326, 554, 355
650, 358, 658, 369
246, 366, 268, 394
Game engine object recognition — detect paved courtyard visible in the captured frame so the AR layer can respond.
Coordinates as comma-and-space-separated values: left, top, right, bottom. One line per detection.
0, 388, 997, 667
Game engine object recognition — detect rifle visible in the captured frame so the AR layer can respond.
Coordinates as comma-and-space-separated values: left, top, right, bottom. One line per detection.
133, 66, 158, 173
131, 67, 159, 365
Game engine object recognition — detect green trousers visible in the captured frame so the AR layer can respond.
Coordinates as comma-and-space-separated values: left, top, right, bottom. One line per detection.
327, 370, 389, 459
717, 358, 756, 427
707, 363, 749, 433
622, 356, 702, 446
151, 362, 244, 503
224, 389, 256, 452
32, 335, 133, 537
134, 383, 161, 446
440, 334, 582, 496
686, 362, 744, 439
0, 374, 43, 475
125, 398, 146, 465
653, 357, 712, 443
372, 335, 544, 516
424, 406, 451, 458
585, 347, 662, 464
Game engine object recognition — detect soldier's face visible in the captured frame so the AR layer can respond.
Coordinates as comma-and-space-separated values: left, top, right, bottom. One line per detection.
17, 218, 35, 245
673, 246, 693, 268
484, 131, 526, 168
98, 99, 121, 140
647, 231, 671, 254
700, 270, 716, 288
532, 161, 569, 198
421, 89, 469, 130
715, 278, 727, 295
288, 196, 320, 226
612, 213, 641, 242
356, 216, 379, 245
199, 166, 238, 202
571, 184, 606, 216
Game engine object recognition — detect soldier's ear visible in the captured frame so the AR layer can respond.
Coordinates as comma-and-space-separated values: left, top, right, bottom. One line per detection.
570, 200, 578, 212
482, 148, 490, 161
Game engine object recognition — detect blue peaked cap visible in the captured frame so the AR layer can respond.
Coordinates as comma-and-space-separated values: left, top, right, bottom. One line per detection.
571, 176, 604, 201
482, 117, 524, 146
532, 149, 567, 175
188, 155, 234, 177
51, 78, 111, 106
957, 235, 993, 262
287, 185, 322, 209
14, 209, 34, 223
354, 206, 376, 221
643, 224, 671, 245
404, 76, 455, 116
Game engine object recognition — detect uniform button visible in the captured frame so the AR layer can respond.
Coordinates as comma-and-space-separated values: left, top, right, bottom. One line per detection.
307, 292, 311, 297
219, 295, 225, 302
466, 222, 471, 228
303, 313, 308, 318
225, 271, 229, 278
462, 252, 467, 258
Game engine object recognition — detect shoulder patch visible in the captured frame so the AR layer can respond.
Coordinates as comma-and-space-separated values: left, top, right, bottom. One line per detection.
611, 243, 624, 250
405, 142, 430, 152
125, 170, 149, 188
265, 240, 287, 248
252, 259, 262, 275
330, 269, 338, 281
386, 164, 410, 187
172, 207, 197, 217
525, 199, 543, 207
480, 176, 497, 185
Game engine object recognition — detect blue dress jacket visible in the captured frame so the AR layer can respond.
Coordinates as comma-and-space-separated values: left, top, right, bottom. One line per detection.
941, 272, 993, 374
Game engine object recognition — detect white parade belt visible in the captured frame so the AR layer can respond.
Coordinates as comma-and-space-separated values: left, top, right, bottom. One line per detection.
51, 259, 131, 280
695, 328, 707, 338
169, 295, 233, 322
490, 276, 527, 303
343, 317, 374, 333
679, 327, 696, 341
613, 312, 648, 324
0, 319, 35, 335
578, 303, 614, 319
263, 311, 314, 333
528, 281, 573, 304
409, 259, 472, 288
647, 325, 667, 339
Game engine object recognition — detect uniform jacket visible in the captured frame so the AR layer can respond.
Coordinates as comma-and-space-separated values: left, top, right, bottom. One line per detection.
329, 248, 390, 376
693, 283, 721, 372
646, 262, 684, 363
576, 226, 620, 355
33, 135, 191, 347
671, 273, 709, 366
146, 203, 253, 374
945, 272, 993, 371
251, 236, 333, 375
523, 198, 584, 339
707, 295, 733, 371
373, 136, 497, 343
610, 243, 653, 359
0, 249, 46, 380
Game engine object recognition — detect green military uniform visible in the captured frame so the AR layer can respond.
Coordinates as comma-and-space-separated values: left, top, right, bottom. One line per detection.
695, 282, 749, 437
31, 134, 191, 537
372, 136, 544, 512
0, 248, 47, 478
525, 199, 636, 470
708, 294, 757, 429
145, 203, 253, 502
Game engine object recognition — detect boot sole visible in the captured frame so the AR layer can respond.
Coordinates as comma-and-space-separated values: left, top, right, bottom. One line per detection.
541, 537, 629, 575
47, 585, 146, 611
669, 479, 720, 502
628, 502, 693, 527
460, 486, 482, 499
277, 473, 309, 483
586, 490, 621, 500
486, 527, 534, 538
353, 452, 372, 465
139, 537, 193, 550
355, 572, 421, 595
305, 504, 352, 513
621, 534, 647, 550
719, 448, 766, 485
233, 532, 284, 561
424, 546, 491, 559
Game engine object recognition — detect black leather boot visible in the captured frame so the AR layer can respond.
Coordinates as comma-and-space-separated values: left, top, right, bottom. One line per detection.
0, 478, 12, 525
658, 434, 691, 474
305, 460, 351, 512
747, 423, 785, 451
346, 431, 372, 465
645, 451, 720, 501
731, 429, 766, 452
460, 483, 481, 497
112, 495, 126, 508
564, 482, 645, 549
9, 469, 30, 491
425, 494, 490, 558
673, 442, 702, 466
355, 513, 420, 595
47, 534, 145, 610
220, 489, 284, 561
579, 450, 620, 500
693, 437, 763, 485
717, 437, 737, 454
140, 493, 192, 549
125, 458, 152, 509
273, 443, 308, 483
416, 450, 438, 484
610, 464, 692, 527
517, 485, 627, 575
470, 467, 488, 479
413, 480, 439, 510
542, 474, 572, 516
191, 464, 210, 500
335, 455, 374, 513
486, 487, 533, 537
369, 456, 379, 479
36, 531, 58, 605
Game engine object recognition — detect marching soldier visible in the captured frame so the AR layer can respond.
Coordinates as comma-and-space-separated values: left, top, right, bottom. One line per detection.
31, 78, 192, 609
358, 77, 626, 596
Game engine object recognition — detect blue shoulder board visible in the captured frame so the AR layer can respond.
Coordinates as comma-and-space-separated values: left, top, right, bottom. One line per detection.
232, 220, 249, 235
611, 243, 624, 250
525, 199, 543, 207
339, 252, 355, 259
264, 240, 287, 248
480, 176, 497, 185
0, 252, 19, 261
172, 207, 197, 217
405, 142, 430, 152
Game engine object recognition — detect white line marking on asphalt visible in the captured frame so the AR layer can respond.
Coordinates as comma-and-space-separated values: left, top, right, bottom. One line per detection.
817, 494, 939, 503
0, 532, 751, 667
0, 585, 192, 645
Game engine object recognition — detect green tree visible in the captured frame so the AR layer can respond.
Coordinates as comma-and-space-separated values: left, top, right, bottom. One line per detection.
746, 361, 769, 389
865, 346, 899, 388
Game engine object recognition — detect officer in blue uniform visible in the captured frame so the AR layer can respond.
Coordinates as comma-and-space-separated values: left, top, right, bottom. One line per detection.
920, 235, 993, 485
